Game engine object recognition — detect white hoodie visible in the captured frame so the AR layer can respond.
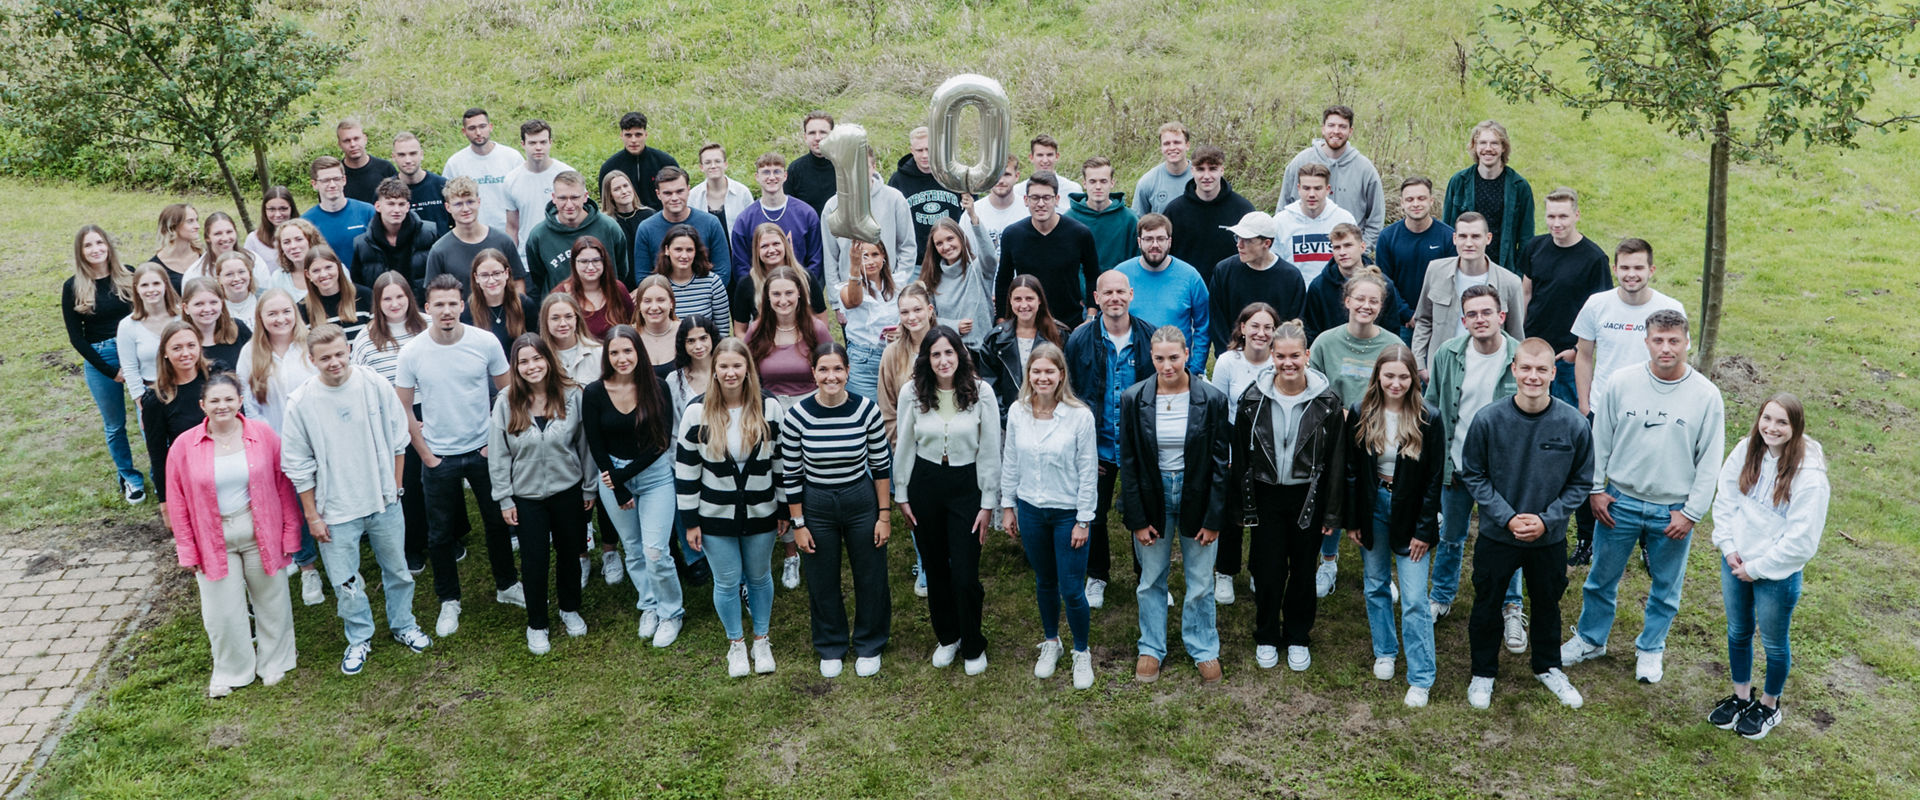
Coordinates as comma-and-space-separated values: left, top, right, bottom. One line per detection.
1273, 199, 1356, 289
1710, 437, 1829, 581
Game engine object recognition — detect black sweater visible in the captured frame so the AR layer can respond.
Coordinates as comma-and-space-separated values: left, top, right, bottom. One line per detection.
1162, 179, 1254, 286
887, 154, 963, 254
352, 213, 441, 292
62, 275, 134, 375
785, 153, 838, 217
140, 376, 205, 504
460, 295, 541, 357
994, 216, 1102, 323
582, 379, 673, 507
1208, 255, 1307, 352
1458, 397, 1594, 548
203, 322, 252, 374
598, 146, 680, 211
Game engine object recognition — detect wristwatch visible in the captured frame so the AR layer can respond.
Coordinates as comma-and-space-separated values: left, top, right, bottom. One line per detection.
790, 516, 806, 529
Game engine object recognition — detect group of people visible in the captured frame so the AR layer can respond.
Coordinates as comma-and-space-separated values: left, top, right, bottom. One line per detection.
57, 105, 1829, 737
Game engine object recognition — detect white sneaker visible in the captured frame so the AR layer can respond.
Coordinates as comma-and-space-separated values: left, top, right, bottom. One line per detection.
1034, 640, 1064, 678
963, 653, 988, 675
1085, 578, 1107, 610
340, 640, 371, 675
726, 640, 750, 678
1373, 656, 1395, 681
1314, 558, 1337, 598
435, 600, 461, 637
1404, 686, 1430, 708
1071, 649, 1093, 690
1468, 676, 1495, 709
855, 655, 882, 677
1430, 600, 1452, 619
1390, 581, 1400, 604
559, 611, 587, 637
511, 534, 520, 551
1502, 604, 1529, 653
1213, 573, 1236, 605
750, 637, 776, 674
1536, 668, 1585, 708
526, 627, 551, 655
301, 568, 324, 606
1560, 636, 1607, 666
1255, 645, 1280, 669
1287, 646, 1312, 672
651, 616, 682, 648
1166, 592, 1174, 608
931, 641, 961, 669
579, 557, 590, 590
496, 582, 527, 608
638, 610, 660, 639
781, 556, 801, 589
820, 658, 843, 678
1636, 650, 1665, 684
602, 550, 625, 585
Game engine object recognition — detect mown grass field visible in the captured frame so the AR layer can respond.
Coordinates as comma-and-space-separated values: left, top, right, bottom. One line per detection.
4, 0, 1919, 797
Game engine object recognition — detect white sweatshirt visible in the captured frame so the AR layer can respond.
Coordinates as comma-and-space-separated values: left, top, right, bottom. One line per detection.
1710, 437, 1829, 581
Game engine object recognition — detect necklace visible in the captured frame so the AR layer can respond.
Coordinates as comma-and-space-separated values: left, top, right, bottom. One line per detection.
775, 323, 797, 333
643, 325, 674, 339
761, 201, 787, 224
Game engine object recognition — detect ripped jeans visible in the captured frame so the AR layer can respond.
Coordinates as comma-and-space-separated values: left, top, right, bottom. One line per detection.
597, 455, 684, 621
313, 501, 419, 645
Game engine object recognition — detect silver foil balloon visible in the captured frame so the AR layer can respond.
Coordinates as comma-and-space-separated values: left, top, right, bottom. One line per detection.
926, 74, 1012, 195
821, 124, 883, 245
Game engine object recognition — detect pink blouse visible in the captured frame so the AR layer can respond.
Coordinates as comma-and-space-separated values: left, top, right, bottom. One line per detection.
749, 318, 832, 397
165, 417, 303, 581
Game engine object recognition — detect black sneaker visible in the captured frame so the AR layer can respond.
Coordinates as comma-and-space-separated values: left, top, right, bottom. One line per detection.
1736, 701, 1782, 740
1568, 539, 1593, 567
406, 556, 427, 575
1708, 695, 1752, 729
121, 477, 147, 505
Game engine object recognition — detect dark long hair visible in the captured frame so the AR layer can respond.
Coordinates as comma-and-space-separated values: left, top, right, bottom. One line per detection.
598, 325, 672, 453
557, 235, 634, 326
747, 267, 821, 363
257, 186, 299, 246
675, 313, 723, 370
917, 217, 975, 295
1005, 273, 1065, 349
468, 249, 526, 339
505, 333, 573, 435
1739, 392, 1808, 507
366, 272, 428, 353
653, 224, 712, 279
910, 325, 981, 413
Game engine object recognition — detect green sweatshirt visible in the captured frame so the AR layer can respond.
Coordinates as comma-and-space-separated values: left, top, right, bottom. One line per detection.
523, 198, 630, 302
1307, 324, 1400, 407
1065, 192, 1140, 271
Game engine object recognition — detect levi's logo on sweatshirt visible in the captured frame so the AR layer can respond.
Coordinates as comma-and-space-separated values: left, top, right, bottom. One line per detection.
1290, 233, 1333, 265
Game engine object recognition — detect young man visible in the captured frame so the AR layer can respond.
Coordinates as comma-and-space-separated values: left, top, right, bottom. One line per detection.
1279, 106, 1384, 247
523, 170, 628, 303
302, 156, 377, 276
819, 150, 917, 308
688, 143, 755, 230
392, 132, 451, 229
886, 127, 964, 254
1572, 238, 1684, 416
1161, 145, 1254, 286
1133, 122, 1194, 215
1518, 188, 1613, 409
784, 111, 839, 215
596, 111, 678, 212
728, 153, 824, 287
501, 120, 575, 253
1112, 214, 1208, 373
1012, 135, 1082, 213
993, 171, 1101, 323
1064, 156, 1140, 271
280, 324, 432, 675
1563, 309, 1724, 684
352, 177, 441, 291
442, 108, 524, 231
630, 166, 731, 283
1374, 176, 1455, 340
1301, 222, 1407, 344
1064, 270, 1156, 609
1458, 337, 1593, 710
1411, 212, 1525, 379
337, 120, 397, 205
422, 176, 528, 294
1273, 163, 1357, 289
1444, 120, 1535, 272
1206, 211, 1306, 352
970, 157, 1030, 257
395, 276, 521, 638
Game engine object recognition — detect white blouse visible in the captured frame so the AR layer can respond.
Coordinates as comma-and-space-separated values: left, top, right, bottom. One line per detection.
116, 315, 175, 400
998, 401, 1098, 521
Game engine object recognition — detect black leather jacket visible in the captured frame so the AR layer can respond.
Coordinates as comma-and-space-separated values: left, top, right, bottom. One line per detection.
976, 318, 1071, 425
1229, 378, 1346, 531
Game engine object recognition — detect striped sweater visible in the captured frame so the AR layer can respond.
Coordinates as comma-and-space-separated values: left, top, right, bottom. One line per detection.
778, 394, 891, 494
675, 393, 786, 536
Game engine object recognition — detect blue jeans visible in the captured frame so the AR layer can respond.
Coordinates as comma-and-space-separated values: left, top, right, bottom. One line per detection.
703, 532, 776, 640
314, 501, 417, 644
1133, 471, 1219, 663
1551, 358, 1579, 407
847, 341, 883, 403
1722, 559, 1801, 697
1360, 484, 1435, 688
1429, 483, 1523, 606
1018, 501, 1090, 651
82, 340, 142, 488
1575, 488, 1692, 654
599, 456, 684, 621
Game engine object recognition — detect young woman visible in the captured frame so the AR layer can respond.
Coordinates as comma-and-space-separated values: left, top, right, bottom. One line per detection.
979, 274, 1071, 425
63, 224, 144, 502
1230, 318, 1346, 674
779, 341, 894, 678
675, 338, 787, 678
552, 236, 633, 341
147, 203, 202, 289
1000, 342, 1098, 688
116, 262, 183, 402
141, 322, 209, 517
542, 292, 621, 587
164, 372, 302, 698
243, 187, 299, 267
236, 288, 325, 601
1206, 302, 1280, 605
1118, 326, 1232, 686
733, 223, 825, 325
746, 266, 831, 411
918, 208, 998, 351
186, 211, 273, 287
877, 283, 936, 442
1307, 268, 1400, 595
265, 218, 323, 301
300, 246, 371, 341
635, 275, 682, 381
212, 250, 261, 324
350, 272, 431, 571
587, 326, 686, 648
653, 224, 730, 337
181, 277, 251, 373
599, 171, 655, 248
1708, 393, 1830, 740
488, 334, 597, 655
840, 240, 901, 402
461, 249, 539, 357
667, 314, 721, 414
1341, 345, 1443, 707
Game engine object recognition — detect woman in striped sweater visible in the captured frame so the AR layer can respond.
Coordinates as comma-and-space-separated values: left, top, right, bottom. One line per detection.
676, 337, 787, 677
651, 224, 730, 338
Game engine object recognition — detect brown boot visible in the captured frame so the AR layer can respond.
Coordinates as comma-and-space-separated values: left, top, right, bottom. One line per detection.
1196, 659, 1223, 685
1135, 654, 1161, 683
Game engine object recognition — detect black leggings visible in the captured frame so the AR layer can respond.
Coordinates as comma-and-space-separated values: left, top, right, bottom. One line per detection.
513, 491, 586, 630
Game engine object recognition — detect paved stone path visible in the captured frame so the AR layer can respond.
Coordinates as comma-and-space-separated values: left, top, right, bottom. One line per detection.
0, 548, 154, 792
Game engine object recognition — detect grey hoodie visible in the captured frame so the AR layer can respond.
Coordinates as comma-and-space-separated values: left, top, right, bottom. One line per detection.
1257, 367, 1332, 486
1280, 139, 1386, 248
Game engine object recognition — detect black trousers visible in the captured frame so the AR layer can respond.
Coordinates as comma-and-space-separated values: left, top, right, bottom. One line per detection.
1470, 536, 1569, 678
1088, 460, 1136, 582
801, 481, 890, 659
909, 459, 987, 659
513, 491, 586, 630
422, 449, 517, 602
1248, 481, 1320, 648
401, 404, 432, 566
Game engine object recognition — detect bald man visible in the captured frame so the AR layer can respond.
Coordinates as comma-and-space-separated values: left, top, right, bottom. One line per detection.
1064, 269, 1157, 608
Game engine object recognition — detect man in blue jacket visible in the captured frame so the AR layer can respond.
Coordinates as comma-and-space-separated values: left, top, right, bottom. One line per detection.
1065, 271, 1155, 610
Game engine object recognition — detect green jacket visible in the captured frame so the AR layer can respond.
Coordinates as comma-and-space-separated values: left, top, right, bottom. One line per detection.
524, 199, 629, 302
1065, 191, 1140, 271
1442, 166, 1535, 271
1429, 331, 1519, 484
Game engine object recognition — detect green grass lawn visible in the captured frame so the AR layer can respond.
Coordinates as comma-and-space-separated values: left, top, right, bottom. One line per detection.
6, 0, 1920, 796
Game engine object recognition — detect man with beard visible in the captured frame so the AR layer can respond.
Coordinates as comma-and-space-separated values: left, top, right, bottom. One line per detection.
1112, 214, 1207, 373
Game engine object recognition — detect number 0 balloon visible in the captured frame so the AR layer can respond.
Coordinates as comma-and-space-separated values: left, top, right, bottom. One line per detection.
927, 74, 1012, 195
821, 124, 882, 245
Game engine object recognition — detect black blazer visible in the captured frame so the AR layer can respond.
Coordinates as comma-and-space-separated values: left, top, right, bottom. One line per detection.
1118, 377, 1231, 538
1341, 400, 1444, 550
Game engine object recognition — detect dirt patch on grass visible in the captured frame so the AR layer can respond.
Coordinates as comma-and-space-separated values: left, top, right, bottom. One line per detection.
1824, 654, 1892, 696
1713, 355, 1766, 402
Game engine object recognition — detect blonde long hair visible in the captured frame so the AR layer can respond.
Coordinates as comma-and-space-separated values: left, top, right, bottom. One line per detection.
1355, 345, 1426, 461
128, 262, 183, 321
248, 288, 309, 403
1017, 341, 1086, 410
700, 337, 769, 461
70, 225, 134, 315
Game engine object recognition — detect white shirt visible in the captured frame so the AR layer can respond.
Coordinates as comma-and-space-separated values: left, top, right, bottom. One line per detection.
394, 325, 510, 455
972, 197, 1031, 258
840, 280, 901, 350
1378, 412, 1400, 480
999, 402, 1098, 521
1208, 350, 1270, 423
1155, 391, 1189, 472
235, 340, 319, 432
1570, 288, 1685, 404
213, 450, 251, 516
1451, 344, 1505, 473
116, 316, 174, 400
443, 144, 525, 230
501, 158, 575, 248
688, 178, 755, 227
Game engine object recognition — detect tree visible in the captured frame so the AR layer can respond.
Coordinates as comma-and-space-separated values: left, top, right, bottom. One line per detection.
0, 0, 358, 229
1477, 0, 1920, 371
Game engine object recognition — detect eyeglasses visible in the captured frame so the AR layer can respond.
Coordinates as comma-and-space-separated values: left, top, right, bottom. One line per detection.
317, 177, 346, 185
1462, 309, 1501, 320
575, 255, 604, 265
1025, 194, 1056, 204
